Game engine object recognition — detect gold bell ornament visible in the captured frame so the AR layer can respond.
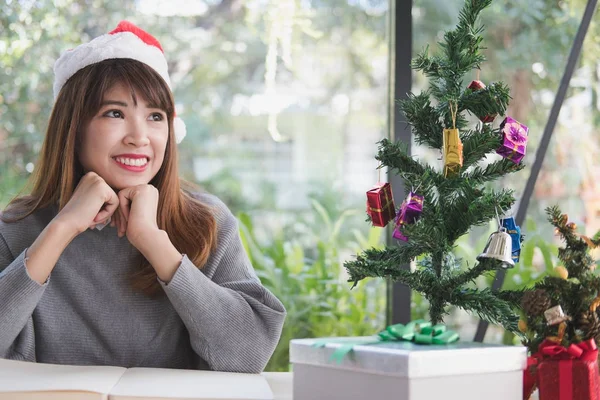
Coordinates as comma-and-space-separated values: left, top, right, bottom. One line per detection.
477, 227, 515, 268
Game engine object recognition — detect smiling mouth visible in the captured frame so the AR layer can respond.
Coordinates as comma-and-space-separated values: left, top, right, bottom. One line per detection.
112, 156, 149, 167
112, 157, 150, 171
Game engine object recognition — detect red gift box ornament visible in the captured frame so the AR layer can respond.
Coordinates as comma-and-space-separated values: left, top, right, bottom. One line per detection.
497, 117, 529, 164
393, 191, 424, 242
532, 339, 600, 400
467, 79, 497, 123
366, 182, 396, 227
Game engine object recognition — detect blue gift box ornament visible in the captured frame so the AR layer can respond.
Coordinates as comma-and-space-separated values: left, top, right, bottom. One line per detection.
501, 217, 524, 263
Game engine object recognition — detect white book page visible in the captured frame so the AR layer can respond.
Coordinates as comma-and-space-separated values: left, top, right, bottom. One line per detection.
0, 358, 125, 395
108, 368, 273, 400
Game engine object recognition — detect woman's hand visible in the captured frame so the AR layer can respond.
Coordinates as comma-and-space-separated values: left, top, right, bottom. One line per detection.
113, 184, 183, 281
54, 172, 120, 236
115, 184, 161, 248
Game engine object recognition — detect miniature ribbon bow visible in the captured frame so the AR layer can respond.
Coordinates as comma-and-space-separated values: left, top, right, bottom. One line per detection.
505, 122, 528, 146
537, 338, 598, 362
312, 320, 459, 364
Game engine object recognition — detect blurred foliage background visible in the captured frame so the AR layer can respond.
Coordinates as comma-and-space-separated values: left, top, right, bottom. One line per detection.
1, 0, 599, 370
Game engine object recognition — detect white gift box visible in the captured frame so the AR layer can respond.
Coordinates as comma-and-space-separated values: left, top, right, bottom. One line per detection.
290, 337, 527, 400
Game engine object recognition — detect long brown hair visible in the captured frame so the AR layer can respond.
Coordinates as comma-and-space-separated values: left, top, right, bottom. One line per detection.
2, 59, 217, 297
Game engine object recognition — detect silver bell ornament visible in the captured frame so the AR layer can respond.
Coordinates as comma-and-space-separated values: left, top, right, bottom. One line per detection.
477, 227, 515, 268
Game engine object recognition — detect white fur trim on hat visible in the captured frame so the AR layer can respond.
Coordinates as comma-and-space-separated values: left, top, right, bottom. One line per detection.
53, 31, 171, 99
174, 117, 187, 144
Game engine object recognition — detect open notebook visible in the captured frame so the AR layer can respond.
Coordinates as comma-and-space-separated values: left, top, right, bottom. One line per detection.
0, 358, 274, 400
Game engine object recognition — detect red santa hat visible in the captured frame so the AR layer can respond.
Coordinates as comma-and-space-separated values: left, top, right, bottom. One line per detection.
53, 21, 186, 143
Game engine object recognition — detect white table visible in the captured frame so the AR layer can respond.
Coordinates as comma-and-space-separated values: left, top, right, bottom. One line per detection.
262, 372, 293, 400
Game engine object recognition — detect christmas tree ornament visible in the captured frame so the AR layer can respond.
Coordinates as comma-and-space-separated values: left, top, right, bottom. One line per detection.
578, 310, 600, 341
589, 296, 600, 312
560, 214, 569, 225
581, 235, 597, 249
393, 191, 424, 242
392, 221, 408, 242
466, 79, 497, 123
546, 321, 568, 343
567, 222, 577, 231
522, 289, 551, 317
477, 228, 514, 268
544, 305, 569, 326
501, 217, 523, 263
554, 265, 569, 280
496, 116, 529, 164
366, 182, 396, 227
518, 320, 528, 333
442, 102, 463, 178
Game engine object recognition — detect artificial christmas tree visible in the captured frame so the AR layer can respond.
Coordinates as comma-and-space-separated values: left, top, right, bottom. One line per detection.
290, 1, 528, 399
345, 0, 526, 329
521, 206, 600, 400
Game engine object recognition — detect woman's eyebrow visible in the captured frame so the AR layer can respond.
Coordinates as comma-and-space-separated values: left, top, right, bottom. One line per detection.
100, 100, 128, 107
145, 101, 163, 110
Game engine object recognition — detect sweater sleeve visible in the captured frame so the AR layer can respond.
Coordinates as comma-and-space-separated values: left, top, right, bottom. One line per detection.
158, 198, 286, 373
0, 232, 49, 361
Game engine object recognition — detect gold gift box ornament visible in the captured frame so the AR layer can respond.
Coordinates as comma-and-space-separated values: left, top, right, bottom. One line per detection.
443, 128, 463, 178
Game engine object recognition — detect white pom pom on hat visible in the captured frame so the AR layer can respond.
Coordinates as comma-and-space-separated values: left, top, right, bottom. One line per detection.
53, 21, 186, 144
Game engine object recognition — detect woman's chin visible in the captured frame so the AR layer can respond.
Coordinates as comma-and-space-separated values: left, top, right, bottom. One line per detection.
108, 178, 150, 191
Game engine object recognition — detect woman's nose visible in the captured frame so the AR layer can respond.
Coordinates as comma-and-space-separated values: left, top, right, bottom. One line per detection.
125, 117, 150, 146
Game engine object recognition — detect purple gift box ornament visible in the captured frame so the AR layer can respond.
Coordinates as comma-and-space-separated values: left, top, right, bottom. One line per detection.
496, 117, 529, 164
393, 192, 424, 242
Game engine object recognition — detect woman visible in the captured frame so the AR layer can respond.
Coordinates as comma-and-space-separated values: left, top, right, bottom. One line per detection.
0, 21, 285, 373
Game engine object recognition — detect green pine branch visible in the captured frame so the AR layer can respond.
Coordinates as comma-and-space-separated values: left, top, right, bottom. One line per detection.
411, 46, 443, 78
495, 289, 527, 308
464, 159, 525, 184
375, 138, 430, 177
547, 205, 596, 277
437, 99, 469, 131
461, 125, 501, 168
397, 92, 444, 149
400, 221, 450, 253
442, 188, 515, 242
345, 245, 432, 286
443, 258, 500, 288
450, 288, 520, 333
461, 82, 511, 121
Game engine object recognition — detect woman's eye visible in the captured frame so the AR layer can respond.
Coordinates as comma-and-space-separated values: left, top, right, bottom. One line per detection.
104, 110, 123, 118
149, 113, 164, 121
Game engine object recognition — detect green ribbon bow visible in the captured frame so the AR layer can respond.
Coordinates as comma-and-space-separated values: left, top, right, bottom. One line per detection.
312, 319, 459, 364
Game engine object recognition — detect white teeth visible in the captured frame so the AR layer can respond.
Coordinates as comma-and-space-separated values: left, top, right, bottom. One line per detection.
116, 157, 148, 167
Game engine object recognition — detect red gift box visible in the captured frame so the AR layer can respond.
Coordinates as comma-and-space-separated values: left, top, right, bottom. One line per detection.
530, 339, 600, 400
366, 182, 395, 227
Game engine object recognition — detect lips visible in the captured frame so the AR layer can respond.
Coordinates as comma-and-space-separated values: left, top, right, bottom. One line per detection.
112, 157, 149, 172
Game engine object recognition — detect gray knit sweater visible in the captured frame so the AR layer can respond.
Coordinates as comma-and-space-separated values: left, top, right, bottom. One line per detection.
0, 192, 285, 373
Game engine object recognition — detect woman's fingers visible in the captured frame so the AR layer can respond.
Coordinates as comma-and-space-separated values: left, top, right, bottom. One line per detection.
118, 189, 131, 222
113, 210, 120, 236
119, 206, 127, 238
95, 189, 120, 223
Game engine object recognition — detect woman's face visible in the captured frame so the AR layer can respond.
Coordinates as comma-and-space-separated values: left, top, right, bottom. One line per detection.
78, 82, 170, 190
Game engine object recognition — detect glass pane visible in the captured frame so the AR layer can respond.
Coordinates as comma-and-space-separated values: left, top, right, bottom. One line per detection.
412, 0, 599, 343
0, 0, 390, 371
